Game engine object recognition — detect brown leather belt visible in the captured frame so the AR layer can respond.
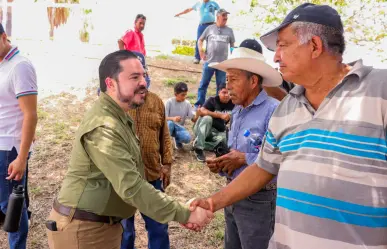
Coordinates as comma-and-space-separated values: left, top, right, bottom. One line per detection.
53, 199, 121, 224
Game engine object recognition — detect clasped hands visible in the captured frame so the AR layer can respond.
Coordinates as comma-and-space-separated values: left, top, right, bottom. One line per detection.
180, 198, 215, 232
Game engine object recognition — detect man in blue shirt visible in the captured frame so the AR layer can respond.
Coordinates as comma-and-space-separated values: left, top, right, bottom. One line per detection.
205, 39, 282, 249
175, 0, 220, 64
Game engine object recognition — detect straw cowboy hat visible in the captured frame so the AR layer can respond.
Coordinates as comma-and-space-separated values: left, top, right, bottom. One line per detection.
208, 39, 283, 87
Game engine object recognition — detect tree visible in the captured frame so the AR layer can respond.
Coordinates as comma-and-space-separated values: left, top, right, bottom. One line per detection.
235, 0, 387, 61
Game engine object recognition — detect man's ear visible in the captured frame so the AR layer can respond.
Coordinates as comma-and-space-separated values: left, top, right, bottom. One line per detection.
105, 78, 114, 91
310, 36, 324, 59
250, 75, 259, 90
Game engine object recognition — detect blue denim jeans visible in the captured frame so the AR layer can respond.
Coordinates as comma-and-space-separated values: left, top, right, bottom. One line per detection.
224, 189, 276, 249
0, 147, 29, 249
195, 23, 213, 61
167, 121, 191, 144
121, 179, 170, 249
195, 62, 226, 107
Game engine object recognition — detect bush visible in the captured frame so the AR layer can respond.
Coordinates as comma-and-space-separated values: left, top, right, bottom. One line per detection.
172, 45, 195, 56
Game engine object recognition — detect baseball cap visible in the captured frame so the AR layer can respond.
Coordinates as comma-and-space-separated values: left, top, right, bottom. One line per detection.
217, 8, 230, 15
239, 39, 263, 54
0, 23, 4, 34
260, 3, 343, 51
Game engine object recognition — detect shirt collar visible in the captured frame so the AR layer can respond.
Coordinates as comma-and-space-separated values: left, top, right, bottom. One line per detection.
4, 46, 19, 61
289, 59, 373, 98
99, 92, 132, 125
235, 90, 269, 111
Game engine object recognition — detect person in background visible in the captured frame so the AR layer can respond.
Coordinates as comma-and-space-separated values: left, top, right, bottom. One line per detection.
175, 0, 220, 64
190, 3, 387, 249
193, 83, 234, 162
0, 23, 38, 249
194, 39, 282, 249
194, 8, 235, 108
165, 82, 198, 150
118, 14, 147, 56
122, 89, 173, 249
46, 50, 213, 249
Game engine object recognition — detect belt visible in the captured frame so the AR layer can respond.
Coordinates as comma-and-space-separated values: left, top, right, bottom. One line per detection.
53, 199, 121, 224
226, 178, 277, 191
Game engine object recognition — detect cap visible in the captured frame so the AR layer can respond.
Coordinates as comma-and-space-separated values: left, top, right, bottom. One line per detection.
0, 23, 4, 34
217, 8, 230, 15
239, 39, 263, 54
260, 3, 343, 51
243, 130, 251, 137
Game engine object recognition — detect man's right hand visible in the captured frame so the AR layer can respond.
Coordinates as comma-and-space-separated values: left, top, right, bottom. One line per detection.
206, 158, 222, 173
199, 52, 206, 61
173, 116, 182, 123
189, 197, 215, 212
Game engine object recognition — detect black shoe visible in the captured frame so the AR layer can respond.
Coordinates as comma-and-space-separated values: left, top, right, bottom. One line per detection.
194, 148, 206, 162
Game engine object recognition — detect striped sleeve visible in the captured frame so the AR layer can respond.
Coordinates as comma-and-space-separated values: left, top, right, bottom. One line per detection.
12, 61, 38, 98
255, 130, 282, 175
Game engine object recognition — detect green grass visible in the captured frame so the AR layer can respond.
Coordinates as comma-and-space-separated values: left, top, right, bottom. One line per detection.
172, 45, 195, 56
163, 76, 195, 87
37, 108, 49, 120
186, 92, 196, 104
156, 54, 169, 60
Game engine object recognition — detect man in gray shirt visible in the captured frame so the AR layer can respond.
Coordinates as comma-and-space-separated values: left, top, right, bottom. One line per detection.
194, 8, 235, 108
166, 82, 198, 149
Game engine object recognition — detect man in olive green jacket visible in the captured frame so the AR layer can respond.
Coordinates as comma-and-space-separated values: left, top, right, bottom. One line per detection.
46, 50, 212, 249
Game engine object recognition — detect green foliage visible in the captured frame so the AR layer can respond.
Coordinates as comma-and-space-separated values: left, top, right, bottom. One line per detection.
156, 54, 169, 60
172, 45, 195, 56
163, 77, 194, 87
238, 0, 387, 59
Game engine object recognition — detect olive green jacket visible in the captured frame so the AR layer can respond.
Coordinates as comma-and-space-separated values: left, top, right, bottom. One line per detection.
57, 93, 190, 224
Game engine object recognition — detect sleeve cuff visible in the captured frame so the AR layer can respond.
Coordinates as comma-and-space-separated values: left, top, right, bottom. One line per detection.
174, 205, 191, 224
256, 157, 280, 175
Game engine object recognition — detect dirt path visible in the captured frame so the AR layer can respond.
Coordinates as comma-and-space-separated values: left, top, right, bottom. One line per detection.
0, 57, 226, 249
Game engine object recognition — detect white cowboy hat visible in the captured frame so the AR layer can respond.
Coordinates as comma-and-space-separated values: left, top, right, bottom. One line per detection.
208, 47, 282, 87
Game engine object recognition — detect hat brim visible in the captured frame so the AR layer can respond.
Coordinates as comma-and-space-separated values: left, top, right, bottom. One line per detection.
260, 21, 292, 52
209, 58, 283, 87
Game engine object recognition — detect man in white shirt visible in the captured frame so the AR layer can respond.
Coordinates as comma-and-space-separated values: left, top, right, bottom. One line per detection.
0, 23, 38, 249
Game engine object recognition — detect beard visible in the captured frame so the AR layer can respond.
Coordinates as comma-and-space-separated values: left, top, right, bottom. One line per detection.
116, 82, 147, 109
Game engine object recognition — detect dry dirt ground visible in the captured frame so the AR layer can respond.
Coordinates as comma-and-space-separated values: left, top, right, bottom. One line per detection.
0, 56, 227, 249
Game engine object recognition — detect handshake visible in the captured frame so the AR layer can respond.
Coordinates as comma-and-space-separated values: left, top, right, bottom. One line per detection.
181, 198, 215, 232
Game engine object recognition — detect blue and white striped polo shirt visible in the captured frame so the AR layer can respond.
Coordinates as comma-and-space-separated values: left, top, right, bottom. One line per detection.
256, 60, 387, 249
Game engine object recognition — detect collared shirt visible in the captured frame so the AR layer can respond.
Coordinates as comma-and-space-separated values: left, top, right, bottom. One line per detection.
222, 90, 279, 180
256, 60, 387, 249
192, 1, 220, 24
121, 28, 146, 56
0, 46, 37, 153
58, 93, 190, 223
127, 92, 173, 182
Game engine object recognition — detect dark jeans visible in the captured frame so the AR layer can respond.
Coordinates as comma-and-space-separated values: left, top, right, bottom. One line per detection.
0, 147, 29, 249
121, 179, 170, 249
195, 23, 213, 60
195, 62, 226, 107
224, 190, 276, 249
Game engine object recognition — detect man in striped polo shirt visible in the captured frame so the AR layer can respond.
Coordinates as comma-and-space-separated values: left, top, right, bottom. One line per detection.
0, 24, 37, 249
189, 3, 387, 249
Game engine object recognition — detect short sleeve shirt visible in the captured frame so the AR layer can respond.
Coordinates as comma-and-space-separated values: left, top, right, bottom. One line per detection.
192, 1, 220, 24
256, 60, 387, 249
200, 24, 235, 63
0, 47, 37, 153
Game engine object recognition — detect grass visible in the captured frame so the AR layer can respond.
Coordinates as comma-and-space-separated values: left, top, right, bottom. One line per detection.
186, 92, 196, 104
172, 45, 195, 56
163, 76, 195, 87
156, 54, 169, 60
37, 108, 49, 120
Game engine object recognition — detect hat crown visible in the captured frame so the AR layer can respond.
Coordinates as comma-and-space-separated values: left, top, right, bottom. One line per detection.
229, 47, 265, 62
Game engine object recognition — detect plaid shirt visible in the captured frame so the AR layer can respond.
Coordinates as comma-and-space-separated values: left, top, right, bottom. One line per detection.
127, 92, 173, 181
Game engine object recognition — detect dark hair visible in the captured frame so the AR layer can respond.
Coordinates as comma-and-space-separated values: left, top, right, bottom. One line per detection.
174, 82, 188, 94
218, 83, 227, 91
135, 14, 146, 23
99, 50, 138, 93
244, 71, 263, 90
